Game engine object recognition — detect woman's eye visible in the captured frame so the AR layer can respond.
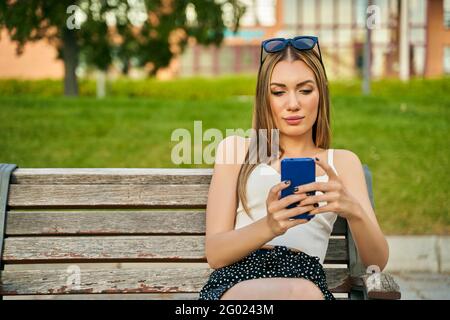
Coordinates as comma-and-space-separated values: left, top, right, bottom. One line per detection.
271, 90, 312, 96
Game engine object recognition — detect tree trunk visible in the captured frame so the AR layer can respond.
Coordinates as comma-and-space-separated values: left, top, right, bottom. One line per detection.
62, 28, 79, 96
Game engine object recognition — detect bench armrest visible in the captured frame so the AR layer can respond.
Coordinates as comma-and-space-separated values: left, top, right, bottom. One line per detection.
350, 272, 401, 300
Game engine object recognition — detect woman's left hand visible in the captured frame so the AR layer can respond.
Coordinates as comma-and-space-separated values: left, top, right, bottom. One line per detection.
293, 157, 361, 221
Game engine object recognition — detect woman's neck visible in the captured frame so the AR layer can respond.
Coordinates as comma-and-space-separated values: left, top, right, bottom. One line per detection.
279, 133, 322, 158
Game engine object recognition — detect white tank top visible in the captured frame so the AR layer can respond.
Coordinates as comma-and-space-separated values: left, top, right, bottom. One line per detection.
234, 149, 339, 264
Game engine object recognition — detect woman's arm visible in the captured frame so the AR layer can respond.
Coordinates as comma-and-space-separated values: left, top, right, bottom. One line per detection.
297, 150, 389, 271
204, 135, 275, 269
335, 150, 389, 271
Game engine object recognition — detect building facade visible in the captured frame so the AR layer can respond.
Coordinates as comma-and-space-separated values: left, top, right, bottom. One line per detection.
178, 0, 450, 79
0, 0, 449, 80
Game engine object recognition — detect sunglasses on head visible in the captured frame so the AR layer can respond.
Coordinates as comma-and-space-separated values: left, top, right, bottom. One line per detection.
260, 36, 323, 65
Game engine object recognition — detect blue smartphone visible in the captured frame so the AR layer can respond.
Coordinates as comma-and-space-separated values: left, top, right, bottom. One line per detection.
280, 157, 316, 220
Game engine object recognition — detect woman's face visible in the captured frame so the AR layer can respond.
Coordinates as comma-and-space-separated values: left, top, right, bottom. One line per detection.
269, 59, 320, 137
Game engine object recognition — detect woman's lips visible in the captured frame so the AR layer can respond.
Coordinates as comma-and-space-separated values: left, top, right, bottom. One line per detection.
284, 116, 305, 125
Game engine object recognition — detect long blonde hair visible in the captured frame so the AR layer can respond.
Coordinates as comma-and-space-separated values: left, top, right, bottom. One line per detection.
236, 45, 332, 220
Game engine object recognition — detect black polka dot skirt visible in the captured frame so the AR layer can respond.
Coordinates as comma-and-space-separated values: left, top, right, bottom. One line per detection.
198, 245, 335, 300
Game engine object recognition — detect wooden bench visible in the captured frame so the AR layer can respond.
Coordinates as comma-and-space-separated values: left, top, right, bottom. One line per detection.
0, 163, 400, 300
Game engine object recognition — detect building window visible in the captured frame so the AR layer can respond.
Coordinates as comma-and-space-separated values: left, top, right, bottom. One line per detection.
444, 47, 450, 74
239, 0, 276, 27
445, 0, 450, 28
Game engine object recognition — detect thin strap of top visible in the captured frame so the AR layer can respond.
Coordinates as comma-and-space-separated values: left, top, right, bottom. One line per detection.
327, 149, 338, 176
328, 149, 333, 166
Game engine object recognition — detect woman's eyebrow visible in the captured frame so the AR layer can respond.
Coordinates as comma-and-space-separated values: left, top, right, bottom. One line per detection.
270, 80, 315, 87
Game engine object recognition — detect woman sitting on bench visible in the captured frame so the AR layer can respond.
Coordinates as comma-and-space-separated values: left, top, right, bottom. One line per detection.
198, 36, 389, 300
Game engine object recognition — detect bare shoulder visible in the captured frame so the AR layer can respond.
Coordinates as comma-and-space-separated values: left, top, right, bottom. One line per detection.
333, 149, 364, 177
215, 135, 251, 166
334, 149, 361, 162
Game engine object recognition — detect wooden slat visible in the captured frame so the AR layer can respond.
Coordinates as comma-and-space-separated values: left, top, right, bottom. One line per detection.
0, 266, 349, 295
362, 273, 401, 299
8, 184, 209, 208
6, 210, 206, 235
6, 210, 347, 236
2, 236, 204, 263
2, 236, 348, 264
333, 216, 346, 235
3, 262, 210, 271
10, 168, 213, 185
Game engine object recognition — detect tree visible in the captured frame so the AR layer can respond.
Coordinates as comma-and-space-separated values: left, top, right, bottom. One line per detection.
0, 0, 246, 96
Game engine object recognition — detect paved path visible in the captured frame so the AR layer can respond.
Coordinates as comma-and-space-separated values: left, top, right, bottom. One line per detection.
391, 272, 450, 300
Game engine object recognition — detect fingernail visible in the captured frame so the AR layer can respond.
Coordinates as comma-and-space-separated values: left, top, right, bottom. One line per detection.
284, 180, 290, 185
313, 203, 318, 208
293, 187, 298, 192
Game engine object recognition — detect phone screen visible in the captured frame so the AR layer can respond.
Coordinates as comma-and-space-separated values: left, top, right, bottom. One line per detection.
280, 157, 316, 220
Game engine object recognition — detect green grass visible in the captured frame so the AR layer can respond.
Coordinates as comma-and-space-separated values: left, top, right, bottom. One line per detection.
0, 75, 258, 99
0, 76, 449, 235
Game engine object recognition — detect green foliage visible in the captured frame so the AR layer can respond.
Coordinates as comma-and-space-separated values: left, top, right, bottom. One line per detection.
0, 0, 247, 93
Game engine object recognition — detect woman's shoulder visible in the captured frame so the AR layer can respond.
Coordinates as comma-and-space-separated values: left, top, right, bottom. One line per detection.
333, 148, 360, 160
333, 149, 363, 175
215, 135, 250, 165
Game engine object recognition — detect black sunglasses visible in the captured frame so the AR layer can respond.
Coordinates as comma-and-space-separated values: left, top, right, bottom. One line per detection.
260, 36, 323, 65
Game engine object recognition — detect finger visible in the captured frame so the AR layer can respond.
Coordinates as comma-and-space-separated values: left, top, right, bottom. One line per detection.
314, 157, 338, 180
293, 181, 333, 195
309, 203, 336, 215
279, 204, 315, 221
299, 192, 338, 207
267, 180, 291, 203
270, 193, 307, 212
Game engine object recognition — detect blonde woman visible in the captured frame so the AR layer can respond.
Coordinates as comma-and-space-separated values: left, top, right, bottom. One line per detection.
198, 36, 389, 300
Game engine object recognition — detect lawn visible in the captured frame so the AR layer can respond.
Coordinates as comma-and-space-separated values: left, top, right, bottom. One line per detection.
0, 76, 449, 235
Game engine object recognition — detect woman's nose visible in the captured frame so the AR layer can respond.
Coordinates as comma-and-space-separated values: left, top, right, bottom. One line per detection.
287, 92, 300, 110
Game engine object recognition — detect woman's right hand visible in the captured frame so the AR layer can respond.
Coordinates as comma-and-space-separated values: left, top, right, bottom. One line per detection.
265, 180, 315, 237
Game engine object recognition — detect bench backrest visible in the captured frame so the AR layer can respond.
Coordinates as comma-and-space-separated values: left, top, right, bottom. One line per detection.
0, 164, 374, 299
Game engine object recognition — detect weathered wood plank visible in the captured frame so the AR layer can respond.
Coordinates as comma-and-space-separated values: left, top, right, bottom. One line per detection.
3, 236, 204, 263
8, 184, 209, 208
0, 267, 349, 295
333, 217, 346, 235
3, 262, 211, 271
3, 236, 348, 264
362, 273, 401, 300
6, 210, 347, 236
11, 168, 213, 185
6, 210, 206, 235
